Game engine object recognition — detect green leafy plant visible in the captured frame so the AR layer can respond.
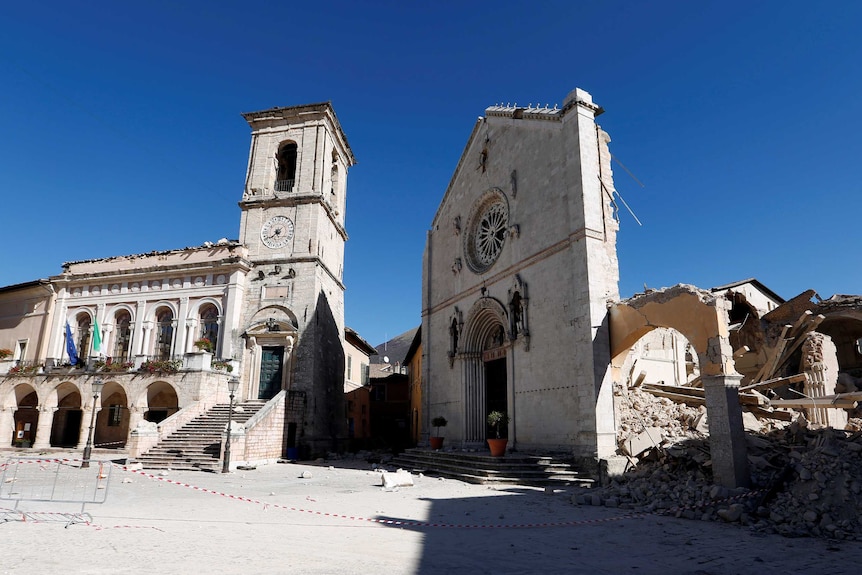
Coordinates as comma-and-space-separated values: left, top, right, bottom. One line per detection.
139, 359, 182, 374
431, 416, 448, 437
0, 348, 12, 360
487, 411, 509, 439
8, 364, 40, 375
212, 359, 234, 373
95, 359, 134, 372
193, 338, 214, 352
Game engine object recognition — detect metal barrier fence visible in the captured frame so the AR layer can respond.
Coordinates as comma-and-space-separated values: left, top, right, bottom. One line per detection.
0, 457, 111, 526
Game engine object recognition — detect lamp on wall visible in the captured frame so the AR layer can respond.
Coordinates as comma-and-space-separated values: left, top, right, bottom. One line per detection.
81, 377, 105, 469
222, 377, 240, 473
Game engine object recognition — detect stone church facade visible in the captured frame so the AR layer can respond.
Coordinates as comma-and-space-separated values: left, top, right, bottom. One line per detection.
422, 88, 621, 461
0, 102, 356, 460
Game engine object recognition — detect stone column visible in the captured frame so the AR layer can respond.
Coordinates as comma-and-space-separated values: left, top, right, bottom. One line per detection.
78, 396, 101, 448
177, 297, 190, 355
31, 407, 55, 449
78, 406, 93, 447
127, 405, 144, 435
132, 300, 147, 355
0, 406, 14, 446
702, 374, 749, 488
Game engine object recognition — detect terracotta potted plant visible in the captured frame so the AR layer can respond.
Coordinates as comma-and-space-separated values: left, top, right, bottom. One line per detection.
487, 410, 510, 457
430, 416, 447, 450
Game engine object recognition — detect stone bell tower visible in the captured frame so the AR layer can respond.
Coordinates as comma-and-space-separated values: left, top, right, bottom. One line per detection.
237, 102, 355, 456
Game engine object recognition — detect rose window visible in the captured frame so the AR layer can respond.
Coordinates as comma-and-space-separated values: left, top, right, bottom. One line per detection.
464, 190, 509, 274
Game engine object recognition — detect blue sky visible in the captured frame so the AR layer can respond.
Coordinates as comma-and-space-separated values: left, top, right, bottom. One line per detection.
1, 1, 860, 347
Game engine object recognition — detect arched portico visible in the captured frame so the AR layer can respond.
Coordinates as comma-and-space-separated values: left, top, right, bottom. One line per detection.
143, 381, 179, 423
95, 382, 129, 449
610, 285, 749, 488
9, 384, 39, 447
47, 382, 83, 447
460, 297, 509, 444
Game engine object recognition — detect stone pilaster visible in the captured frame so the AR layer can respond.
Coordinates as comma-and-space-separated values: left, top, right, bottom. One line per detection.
702, 374, 749, 488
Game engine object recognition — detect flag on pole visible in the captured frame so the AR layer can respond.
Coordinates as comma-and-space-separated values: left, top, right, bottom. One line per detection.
65, 321, 79, 366
93, 315, 104, 357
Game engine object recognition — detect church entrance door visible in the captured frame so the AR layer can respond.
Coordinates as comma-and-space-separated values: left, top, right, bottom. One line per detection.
259, 346, 284, 400
484, 357, 507, 439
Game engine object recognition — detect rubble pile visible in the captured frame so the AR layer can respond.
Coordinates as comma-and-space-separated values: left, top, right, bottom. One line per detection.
578, 383, 862, 540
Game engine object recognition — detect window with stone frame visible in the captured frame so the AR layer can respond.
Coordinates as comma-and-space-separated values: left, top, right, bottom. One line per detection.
155, 308, 174, 359
199, 304, 220, 354
113, 310, 132, 360
76, 313, 91, 360
108, 405, 123, 427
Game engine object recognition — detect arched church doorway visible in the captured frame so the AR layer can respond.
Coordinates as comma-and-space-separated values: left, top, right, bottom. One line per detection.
462, 298, 510, 444
484, 357, 507, 438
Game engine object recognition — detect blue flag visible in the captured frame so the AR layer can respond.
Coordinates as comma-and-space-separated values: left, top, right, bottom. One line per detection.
65, 321, 79, 366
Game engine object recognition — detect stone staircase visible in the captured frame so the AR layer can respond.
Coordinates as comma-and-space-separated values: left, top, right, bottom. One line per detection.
391, 448, 595, 487
135, 401, 265, 472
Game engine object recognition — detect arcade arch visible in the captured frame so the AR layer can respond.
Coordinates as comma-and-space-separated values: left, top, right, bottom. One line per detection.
10, 384, 39, 447
610, 285, 749, 488
95, 381, 129, 449
143, 381, 179, 423
48, 382, 83, 447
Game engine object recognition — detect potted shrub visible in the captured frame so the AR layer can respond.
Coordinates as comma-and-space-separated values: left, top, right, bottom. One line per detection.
429, 416, 447, 450
193, 338, 214, 353
0, 348, 12, 361
486, 410, 510, 457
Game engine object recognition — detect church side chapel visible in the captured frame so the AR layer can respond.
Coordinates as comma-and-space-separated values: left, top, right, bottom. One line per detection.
0, 102, 360, 466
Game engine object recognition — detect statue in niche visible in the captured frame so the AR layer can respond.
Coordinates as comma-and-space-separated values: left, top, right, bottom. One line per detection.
510, 291, 523, 338
488, 326, 505, 349
448, 315, 460, 368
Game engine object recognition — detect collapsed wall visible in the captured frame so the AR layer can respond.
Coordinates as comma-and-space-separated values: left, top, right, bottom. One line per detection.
581, 382, 862, 541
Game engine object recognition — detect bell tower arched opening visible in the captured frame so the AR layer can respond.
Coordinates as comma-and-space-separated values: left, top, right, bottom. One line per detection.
275, 142, 297, 192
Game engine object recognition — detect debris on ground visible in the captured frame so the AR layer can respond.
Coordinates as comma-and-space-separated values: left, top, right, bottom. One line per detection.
578, 383, 862, 540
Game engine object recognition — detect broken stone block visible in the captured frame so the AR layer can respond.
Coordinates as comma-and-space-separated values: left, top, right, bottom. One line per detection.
621, 427, 663, 458
717, 504, 744, 522
693, 412, 709, 435
741, 411, 762, 432
381, 470, 414, 489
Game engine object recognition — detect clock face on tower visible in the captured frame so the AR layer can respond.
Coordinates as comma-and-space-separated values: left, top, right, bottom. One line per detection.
260, 215, 295, 249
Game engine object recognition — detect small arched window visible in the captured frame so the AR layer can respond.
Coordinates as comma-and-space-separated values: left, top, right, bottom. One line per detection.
199, 304, 220, 354
155, 308, 174, 359
113, 311, 132, 359
275, 142, 297, 192
330, 164, 339, 197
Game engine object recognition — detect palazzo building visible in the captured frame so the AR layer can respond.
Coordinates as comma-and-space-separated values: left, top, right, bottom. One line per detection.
0, 102, 361, 461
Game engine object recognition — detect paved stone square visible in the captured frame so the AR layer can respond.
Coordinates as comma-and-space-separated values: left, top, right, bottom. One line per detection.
1, 454, 860, 574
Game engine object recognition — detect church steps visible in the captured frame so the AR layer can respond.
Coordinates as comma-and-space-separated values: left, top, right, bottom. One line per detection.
391, 448, 595, 487
135, 401, 265, 471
